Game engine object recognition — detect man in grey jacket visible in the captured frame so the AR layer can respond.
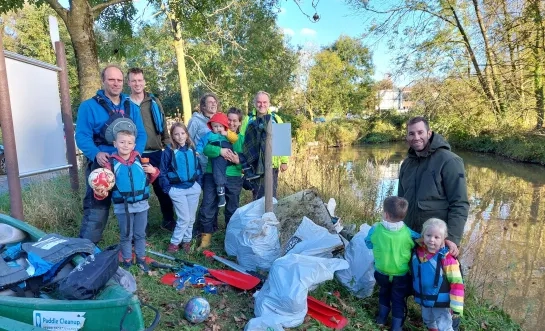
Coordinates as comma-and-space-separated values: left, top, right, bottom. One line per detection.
127, 68, 174, 231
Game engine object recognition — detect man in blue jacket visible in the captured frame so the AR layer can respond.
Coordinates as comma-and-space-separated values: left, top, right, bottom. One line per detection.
75, 65, 147, 243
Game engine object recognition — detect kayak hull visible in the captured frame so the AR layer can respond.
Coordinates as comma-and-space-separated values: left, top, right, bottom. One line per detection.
0, 213, 154, 331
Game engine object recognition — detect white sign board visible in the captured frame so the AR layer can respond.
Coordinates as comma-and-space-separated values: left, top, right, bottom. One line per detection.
48, 16, 60, 51
4, 51, 68, 176
272, 123, 291, 156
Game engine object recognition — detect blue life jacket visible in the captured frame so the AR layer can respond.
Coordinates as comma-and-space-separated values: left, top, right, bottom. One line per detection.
148, 94, 164, 134
92, 95, 132, 146
410, 247, 451, 308
110, 156, 150, 204
166, 146, 199, 184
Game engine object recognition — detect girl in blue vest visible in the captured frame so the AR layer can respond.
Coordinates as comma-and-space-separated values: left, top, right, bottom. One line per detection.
365, 196, 421, 331
158, 123, 202, 254
99, 129, 159, 272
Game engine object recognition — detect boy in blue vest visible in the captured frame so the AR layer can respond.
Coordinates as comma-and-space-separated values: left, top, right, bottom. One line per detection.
365, 196, 420, 331
93, 124, 159, 272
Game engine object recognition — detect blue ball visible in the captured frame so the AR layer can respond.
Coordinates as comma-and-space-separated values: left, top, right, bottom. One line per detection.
184, 297, 211, 323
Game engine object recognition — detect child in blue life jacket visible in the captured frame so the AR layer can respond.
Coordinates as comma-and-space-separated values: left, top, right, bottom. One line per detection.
196, 112, 239, 208
365, 196, 420, 331
98, 129, 159, 272
159, 122, 202, 254
411, 218, 464, 331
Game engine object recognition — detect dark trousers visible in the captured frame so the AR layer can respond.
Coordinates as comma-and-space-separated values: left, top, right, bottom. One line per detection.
209, 141, 232, 187
79, 158, 112, 244
143, 150, 175, 224
374, 271, 412, 319
197, 174, 243, 233
252, 168, 279, 200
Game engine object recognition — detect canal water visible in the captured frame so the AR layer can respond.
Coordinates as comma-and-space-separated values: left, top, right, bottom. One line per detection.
306, 143, 545, 330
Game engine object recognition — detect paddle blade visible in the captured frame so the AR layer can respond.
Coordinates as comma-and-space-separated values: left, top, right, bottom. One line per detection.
160, 273, 178, 285
307, 308, 348, 330
208, 269, 260, 290
307, 296, 342, 316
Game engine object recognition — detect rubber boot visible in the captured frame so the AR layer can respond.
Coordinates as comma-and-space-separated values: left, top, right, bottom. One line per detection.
217, 186, 226, 208
198, 233, 212, 250
391, 317, 403, 331
376, 305, 390, 326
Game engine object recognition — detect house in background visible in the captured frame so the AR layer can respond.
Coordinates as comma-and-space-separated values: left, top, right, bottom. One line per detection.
376, 88, 413, 112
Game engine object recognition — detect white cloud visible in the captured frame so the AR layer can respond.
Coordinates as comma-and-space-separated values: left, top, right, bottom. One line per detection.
282, 28, 295, 36
300, 28, 317, 37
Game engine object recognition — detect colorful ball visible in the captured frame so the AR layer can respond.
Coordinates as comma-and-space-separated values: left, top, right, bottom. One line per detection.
88, 168, 115, 191
183, 297, 210, 324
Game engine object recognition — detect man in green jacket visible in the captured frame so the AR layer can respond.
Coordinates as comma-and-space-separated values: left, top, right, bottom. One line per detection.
127, 68, 174, 231
398, 116, 468, 250
240, 91, 289, 200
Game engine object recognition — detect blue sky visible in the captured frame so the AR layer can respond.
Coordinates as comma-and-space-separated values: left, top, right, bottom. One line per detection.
276, 1, 393, 83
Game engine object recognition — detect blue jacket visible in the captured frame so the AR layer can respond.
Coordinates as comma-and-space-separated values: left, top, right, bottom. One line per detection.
75, 90, 147, 161
159, 145, 201, 193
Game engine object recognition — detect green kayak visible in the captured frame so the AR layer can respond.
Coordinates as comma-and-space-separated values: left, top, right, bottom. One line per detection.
0, 213, 159, 331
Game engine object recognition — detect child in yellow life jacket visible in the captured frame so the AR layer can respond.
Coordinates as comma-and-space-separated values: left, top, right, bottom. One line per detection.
365, 196, 420, 331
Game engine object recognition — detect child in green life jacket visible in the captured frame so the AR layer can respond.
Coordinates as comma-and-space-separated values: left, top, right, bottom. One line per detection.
365, 196, 420, 331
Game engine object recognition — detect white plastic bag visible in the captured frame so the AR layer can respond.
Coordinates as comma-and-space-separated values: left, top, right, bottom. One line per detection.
253, 254, 349, 328
244, 317, 285, 331
225, 197, 276, 256
335, 223, 376, 298
283, 217, 343, 257
237, 212, 281, 271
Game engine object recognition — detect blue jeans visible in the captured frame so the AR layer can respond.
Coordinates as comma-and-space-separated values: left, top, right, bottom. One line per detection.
197, 174, 243, 233
209, 141, 233, 187
143, 150, 175, 224
116, 210, 148, 261
79, 158, 112, 244
374, 271, 412, 319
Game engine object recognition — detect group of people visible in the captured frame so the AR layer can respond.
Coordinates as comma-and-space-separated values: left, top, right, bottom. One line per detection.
367, 116, 469, 331
75, 65, 468, 331
75, 64, 288, 271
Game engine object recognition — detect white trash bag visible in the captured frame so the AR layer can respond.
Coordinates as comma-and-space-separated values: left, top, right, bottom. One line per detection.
335, 223, 376, 298
252, 254, 349, 328
225, 197, 277, 257
283, 217, 343, 257
244, 317, 284, 331
236, 212, 280, 271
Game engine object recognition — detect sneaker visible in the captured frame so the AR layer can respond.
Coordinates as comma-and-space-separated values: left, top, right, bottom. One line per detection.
136, 258, 150, 273
167, 243, 179, 253
218, 194, 226, 208
181, 242, 191, 254
121, 259, 132, 270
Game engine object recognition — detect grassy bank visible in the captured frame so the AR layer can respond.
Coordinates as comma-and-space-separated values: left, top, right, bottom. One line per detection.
0, 153, 522, 330
291, 113, 545, 166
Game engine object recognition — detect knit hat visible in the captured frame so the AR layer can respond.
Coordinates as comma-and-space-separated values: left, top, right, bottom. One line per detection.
207, 112, 229, 130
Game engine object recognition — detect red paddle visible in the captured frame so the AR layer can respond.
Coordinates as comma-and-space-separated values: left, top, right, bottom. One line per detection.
307, 296, 348, 329
147, 250, 260, 290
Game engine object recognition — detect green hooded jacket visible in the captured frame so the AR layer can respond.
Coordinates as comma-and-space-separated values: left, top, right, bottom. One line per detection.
397, 133, 469, 245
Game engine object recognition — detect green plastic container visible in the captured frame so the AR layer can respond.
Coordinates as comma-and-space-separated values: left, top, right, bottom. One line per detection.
0, 214, 159, 330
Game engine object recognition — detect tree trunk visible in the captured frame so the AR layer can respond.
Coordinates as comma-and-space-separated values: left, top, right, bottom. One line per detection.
171, 20, 192, 124
531, 1, 545, 129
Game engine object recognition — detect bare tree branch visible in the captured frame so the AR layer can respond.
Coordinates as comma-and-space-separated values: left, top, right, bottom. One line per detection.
43, 0, 68, 22
92, 0, 132, 17
205, 0, 237, 17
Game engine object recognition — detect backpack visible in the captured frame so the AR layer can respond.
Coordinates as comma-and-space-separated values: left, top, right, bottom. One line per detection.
166, 146, 199, 184
110, 156, 150, 204
149, 94, 164, 134
58, 245, 120, 300
92, 95, 135, 146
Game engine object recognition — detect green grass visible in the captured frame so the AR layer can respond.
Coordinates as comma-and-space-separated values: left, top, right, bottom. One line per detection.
0, 155, 523, 331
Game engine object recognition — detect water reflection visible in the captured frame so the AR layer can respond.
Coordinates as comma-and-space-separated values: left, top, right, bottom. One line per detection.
328, 143, 545, 330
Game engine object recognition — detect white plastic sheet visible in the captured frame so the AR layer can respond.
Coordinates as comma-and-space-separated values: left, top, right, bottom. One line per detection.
252, 254, 349, 328
335, 223, 376, 298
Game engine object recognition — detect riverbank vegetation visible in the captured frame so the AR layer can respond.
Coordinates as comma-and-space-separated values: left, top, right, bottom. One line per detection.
0, 150, 523, 330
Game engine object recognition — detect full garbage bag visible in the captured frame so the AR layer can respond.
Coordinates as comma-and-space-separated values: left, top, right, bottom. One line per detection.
244, 317, 285, 331
335, 223, 376, 298
283, 217, 343, 257
225, 198, 279, 271
252, 254, 349, 328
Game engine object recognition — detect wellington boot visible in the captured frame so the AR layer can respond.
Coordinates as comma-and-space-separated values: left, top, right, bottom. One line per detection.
390, 317, 403, 331
198, 233, 212, 250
